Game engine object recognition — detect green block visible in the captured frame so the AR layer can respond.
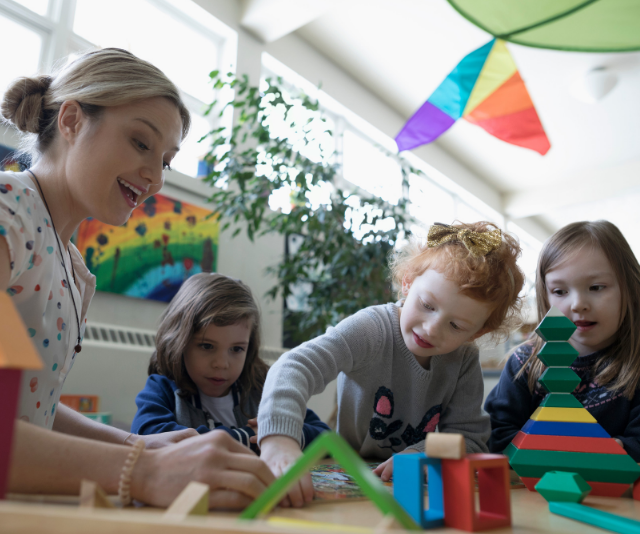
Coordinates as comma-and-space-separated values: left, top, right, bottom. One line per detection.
536, 316, 577, 342
239, 432, 420, 530
540, 368, 581, 393
538, 342, 579, 367
550, 502, 640, 534
535, 471, 591, 503
505, 443, 640, 484
540, 393, 584, 408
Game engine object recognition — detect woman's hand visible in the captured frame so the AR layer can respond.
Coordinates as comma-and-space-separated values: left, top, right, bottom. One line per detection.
129, 429, 199, 450
133, 430, 275, 510
259, 435, 312, 508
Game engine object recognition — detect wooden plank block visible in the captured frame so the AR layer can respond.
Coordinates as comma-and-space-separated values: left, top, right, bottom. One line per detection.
521, 477, 630, 498
505, 444, 640, 483
79, 480, 115, 509
539, 393, 583, 408
425, 432, 465, 459
522, 419, 610, 438
531, 407, 596, 423
549, 501, 640, 534
164, 482, 209, 520
512, 432, 626, 455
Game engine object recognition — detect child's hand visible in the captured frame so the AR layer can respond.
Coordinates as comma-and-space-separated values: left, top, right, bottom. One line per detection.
260, 435, 313, 508
372, 450, 421, 482
248, 418, 258, 445
129, 428, 199, 449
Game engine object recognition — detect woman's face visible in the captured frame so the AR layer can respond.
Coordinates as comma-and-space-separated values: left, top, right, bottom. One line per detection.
62, 96, 183, 226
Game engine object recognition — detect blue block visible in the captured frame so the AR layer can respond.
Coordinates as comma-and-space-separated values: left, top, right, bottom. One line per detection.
522, 419, 610, 438
394, 453, 444, 529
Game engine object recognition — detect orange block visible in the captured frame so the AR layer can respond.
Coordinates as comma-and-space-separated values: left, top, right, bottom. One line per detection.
0, 292, 42, 370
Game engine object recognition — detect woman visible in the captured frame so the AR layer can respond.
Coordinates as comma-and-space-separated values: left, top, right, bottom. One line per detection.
0, 48, 273, 509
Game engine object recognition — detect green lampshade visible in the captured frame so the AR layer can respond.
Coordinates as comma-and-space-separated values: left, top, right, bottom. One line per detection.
447, 0, 640, 52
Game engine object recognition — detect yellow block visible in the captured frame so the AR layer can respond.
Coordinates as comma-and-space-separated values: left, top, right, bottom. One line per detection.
267, 517, 371, 533
531, 406, 596, 423
463, 39, 517, 115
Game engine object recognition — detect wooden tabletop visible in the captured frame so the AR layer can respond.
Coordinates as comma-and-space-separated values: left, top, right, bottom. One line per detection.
2, 484, 640, 534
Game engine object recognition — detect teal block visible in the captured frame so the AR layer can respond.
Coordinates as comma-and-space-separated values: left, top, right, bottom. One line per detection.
394, 454, 444, 529
550, 502, 640, 534
535, 472, 591, 503
538, 342, 579, 367
540, 368, 581, 393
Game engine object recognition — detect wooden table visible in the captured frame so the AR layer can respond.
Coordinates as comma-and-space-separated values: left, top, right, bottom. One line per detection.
2, 484, 640, 534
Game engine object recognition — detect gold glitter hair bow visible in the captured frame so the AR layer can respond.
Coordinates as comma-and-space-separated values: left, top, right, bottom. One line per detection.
427, 223, 502, 258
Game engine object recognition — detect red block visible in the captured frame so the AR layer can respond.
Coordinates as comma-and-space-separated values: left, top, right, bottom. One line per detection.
512, 431, 626, 455
634, 478, 640, 501
521, 477, 630, 498
442, 454, 511, 532
0, 369, 22, 499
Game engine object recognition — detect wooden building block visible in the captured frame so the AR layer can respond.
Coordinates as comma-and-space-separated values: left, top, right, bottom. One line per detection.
539, 393, 583, 408
442, 454, 511, 532
521, 477, 630, 498
79, 480, 115, 509
394, 453, 444, 528
531, 407, 596, 423
164, 482, 209, 520
521, 419, 610, 438
537, 342, 579, 367
239, 432, 420, 530
512, 432, 626, 455
549, 501, 640, 534
539, 368, 581, 393
505, 444, 640, 484
425, 433, 465, 459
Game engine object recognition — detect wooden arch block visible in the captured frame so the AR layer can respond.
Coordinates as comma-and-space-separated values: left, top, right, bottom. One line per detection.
442, 454, 511, 532
425, 433, 465, 459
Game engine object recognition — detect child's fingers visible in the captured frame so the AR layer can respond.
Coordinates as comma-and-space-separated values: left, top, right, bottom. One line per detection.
208, 489, 253, 511
250, 436, 258, 444
300, 472, 315, 503
285, 480, 307, 508
372, 463, 385, 476
381, 459, 394, 482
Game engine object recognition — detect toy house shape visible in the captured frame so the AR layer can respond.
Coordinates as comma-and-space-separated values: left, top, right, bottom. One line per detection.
0, 292, 43, 499
239, 431, 420, 530
505, 306, 640, 497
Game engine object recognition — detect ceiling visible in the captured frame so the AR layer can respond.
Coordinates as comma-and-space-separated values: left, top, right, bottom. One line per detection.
242, 0, 640, 240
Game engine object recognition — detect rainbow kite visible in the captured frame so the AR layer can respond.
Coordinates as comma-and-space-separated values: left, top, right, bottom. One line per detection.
396, 39, 550, 155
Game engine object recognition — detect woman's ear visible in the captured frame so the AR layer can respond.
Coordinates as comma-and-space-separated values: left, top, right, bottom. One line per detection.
401, 274, 413, 296
57, 100, 86, 144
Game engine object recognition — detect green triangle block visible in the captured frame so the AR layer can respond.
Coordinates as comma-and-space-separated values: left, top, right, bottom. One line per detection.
540, 393, 584, 408
540, 368, 580, 393
538, 342, 579, 367
535, 472, 591, 503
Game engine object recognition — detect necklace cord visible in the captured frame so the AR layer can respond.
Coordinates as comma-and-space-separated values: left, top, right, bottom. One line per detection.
26, 169, 83, 353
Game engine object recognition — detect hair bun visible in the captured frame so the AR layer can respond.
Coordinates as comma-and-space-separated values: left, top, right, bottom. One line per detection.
1, 75, 53, 134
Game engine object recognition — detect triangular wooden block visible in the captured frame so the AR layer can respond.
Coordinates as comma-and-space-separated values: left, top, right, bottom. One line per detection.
164, 481, 209, 520
79, 479, 115, 509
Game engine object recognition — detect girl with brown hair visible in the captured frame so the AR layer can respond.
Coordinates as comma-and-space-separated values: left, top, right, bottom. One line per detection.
1, 48, 273, 509
486, 220, 640, 461
132, 273, 329, 450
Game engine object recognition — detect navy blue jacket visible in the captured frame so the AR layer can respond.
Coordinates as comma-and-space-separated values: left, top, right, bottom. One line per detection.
132, 374, 329, 452
485, 344, 640, 461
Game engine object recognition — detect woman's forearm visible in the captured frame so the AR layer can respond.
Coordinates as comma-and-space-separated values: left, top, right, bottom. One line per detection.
8, 420, 133, 495
52, 403, 131, 445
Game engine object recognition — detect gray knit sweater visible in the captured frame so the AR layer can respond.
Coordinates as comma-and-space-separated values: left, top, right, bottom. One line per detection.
258, 303, 490, 459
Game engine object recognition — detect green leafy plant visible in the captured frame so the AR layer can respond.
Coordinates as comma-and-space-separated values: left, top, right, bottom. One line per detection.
202, 71, 417, 345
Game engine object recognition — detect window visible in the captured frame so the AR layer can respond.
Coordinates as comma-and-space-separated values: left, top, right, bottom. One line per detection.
0, 0, 236, 178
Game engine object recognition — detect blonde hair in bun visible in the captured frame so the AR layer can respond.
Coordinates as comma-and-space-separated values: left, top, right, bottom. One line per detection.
0, 48, 190, 161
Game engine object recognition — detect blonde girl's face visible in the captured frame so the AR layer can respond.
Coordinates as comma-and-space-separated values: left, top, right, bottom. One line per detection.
399, 268, 492, 367
545, 246, 621, 357
183, 321, 251, 398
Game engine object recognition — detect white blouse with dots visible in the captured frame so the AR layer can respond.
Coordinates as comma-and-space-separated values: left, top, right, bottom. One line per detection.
0, 171, 95, 429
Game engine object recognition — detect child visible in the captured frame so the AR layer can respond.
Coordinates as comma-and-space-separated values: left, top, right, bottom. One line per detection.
132, 273, 329, 450
257, 221, 525, 506
485, 220, 640, 462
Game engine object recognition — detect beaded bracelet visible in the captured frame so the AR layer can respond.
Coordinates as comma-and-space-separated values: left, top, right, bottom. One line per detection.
118, 439, 145, 506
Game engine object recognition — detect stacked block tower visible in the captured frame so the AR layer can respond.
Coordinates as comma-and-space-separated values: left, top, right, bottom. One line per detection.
505, 306, 640, 497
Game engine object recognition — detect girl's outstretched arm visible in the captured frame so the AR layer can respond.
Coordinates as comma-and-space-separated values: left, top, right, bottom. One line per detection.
9, 420, 274, 509
484, 346, 537, 453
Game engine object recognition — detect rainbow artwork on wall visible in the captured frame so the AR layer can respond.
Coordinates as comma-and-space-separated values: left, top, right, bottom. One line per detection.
75, 193, 218, 302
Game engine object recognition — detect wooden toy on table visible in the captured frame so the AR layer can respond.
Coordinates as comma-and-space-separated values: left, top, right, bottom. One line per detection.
505, 306, 640, 498
79, 480, 115, 509
239, 431, 420, 530
537, 471, 640, 534
164, 481, 210, 520
0, 293, 44, 499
